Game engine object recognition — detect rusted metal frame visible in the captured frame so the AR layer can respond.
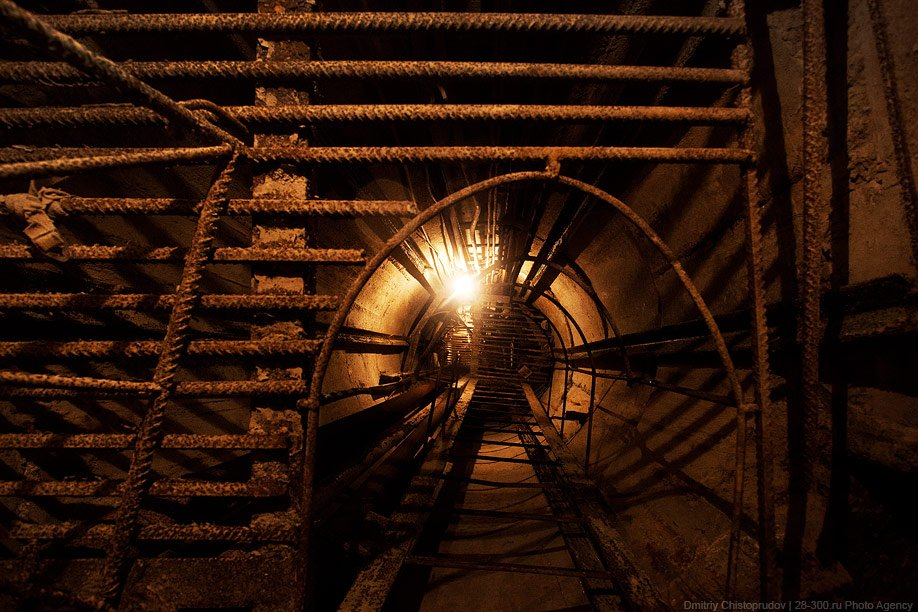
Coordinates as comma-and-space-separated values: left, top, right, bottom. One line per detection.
1, 379, 312, 399
0, 244, 364, 263
729, 0, 778, 600
309, 170, 748, 602
42, 12, 745, 36
0, 340, 324, 360
0, 1, 237, 145
0, 145, 752, 181
0, 371, 156, 394
0, 60, 751, 86
11, 521, 296, 545
522, 287, 598, 474
0, 145, 233, 180
0, 104, 751, 129
0, 293, 339, 310
866, 0, 918, 268
97, 153, 240, 606
248, 145, 753, 165
0, 476, 287, 498
480, 254, 633, 380
0, 433, 287, 450
0, 197, 416, 217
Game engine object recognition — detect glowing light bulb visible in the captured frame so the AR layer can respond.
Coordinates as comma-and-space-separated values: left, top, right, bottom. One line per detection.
449, 273, 479, 303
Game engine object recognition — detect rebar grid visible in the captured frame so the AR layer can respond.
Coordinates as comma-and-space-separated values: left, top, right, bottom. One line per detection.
0, 1, 770, 608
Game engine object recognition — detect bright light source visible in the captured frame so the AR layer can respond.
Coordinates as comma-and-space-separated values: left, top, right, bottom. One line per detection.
449, 273, 479, 303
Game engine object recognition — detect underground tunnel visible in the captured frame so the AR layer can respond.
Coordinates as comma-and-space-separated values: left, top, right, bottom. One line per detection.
0, 0, 916, 610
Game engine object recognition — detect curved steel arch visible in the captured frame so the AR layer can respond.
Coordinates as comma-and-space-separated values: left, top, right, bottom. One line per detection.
306, 170, 743, 406
299, 168, 753, 602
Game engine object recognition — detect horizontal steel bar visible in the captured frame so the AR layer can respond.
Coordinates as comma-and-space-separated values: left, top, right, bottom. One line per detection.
0, 146, 752, 181
0, 433, 288, 450
405, 554, 613, 580
250, 145, 753, 164
41, 13, 745, 36
0, 371, 157, 392
0, 144, 232, 180
11, 520, 296, 543
0, 293, 339, 311
0, 60, 748, 85
0, 197, 416, 217
0, 339, 322, 359
0, 104, 750, 129
0, 379, 311, 399
0, 244, 365, 263
0, 476, 287, 497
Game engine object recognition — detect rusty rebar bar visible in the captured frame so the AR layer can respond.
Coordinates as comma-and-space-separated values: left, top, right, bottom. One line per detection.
0, 104, 751, 129
41, 12, 745, 36
0, 1, 237, 144
99, 153, 240, 604
0, 60, 746, 85
727, 0, 777, 600
0, 197, 416, 217
0, 293, 340, 311
0, 245, 364, 263
0, 339, 322, 359
0, 145, 232, 180
248, 145, 753, 164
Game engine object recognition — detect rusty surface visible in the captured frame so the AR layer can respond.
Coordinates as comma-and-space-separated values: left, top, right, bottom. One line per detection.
42, 12, 745, 36
0, 1, 237, 144
0, 370, 158, 392
0, 244, 364, 263
0, 145, 232, 180
0, 339, 322, 359
0, 292, 340, 310
0, 476, 288, 498
0, 433, 288, 449
0, 60, 746, 85
250, 144, 753, 164
0, 104, 751, 129
0, 197, 415, 217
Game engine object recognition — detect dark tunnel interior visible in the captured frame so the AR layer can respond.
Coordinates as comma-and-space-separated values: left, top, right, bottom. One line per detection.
0, 0, 915, 610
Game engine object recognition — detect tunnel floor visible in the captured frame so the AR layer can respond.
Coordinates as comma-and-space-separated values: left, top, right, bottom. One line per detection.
380, 379, 623, 611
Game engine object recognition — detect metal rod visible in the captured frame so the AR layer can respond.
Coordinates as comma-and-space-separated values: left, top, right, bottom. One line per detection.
41, 12, 746, 36
0, 1, 237, 144
0, 104, 751, 129
99, 153, 240, 605
0, 60, 749, 86
0, 293, 339, 311
729, 0, 778, 600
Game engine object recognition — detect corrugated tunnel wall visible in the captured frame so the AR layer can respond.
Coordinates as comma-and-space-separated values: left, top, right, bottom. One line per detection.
0, 0, 915, 610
